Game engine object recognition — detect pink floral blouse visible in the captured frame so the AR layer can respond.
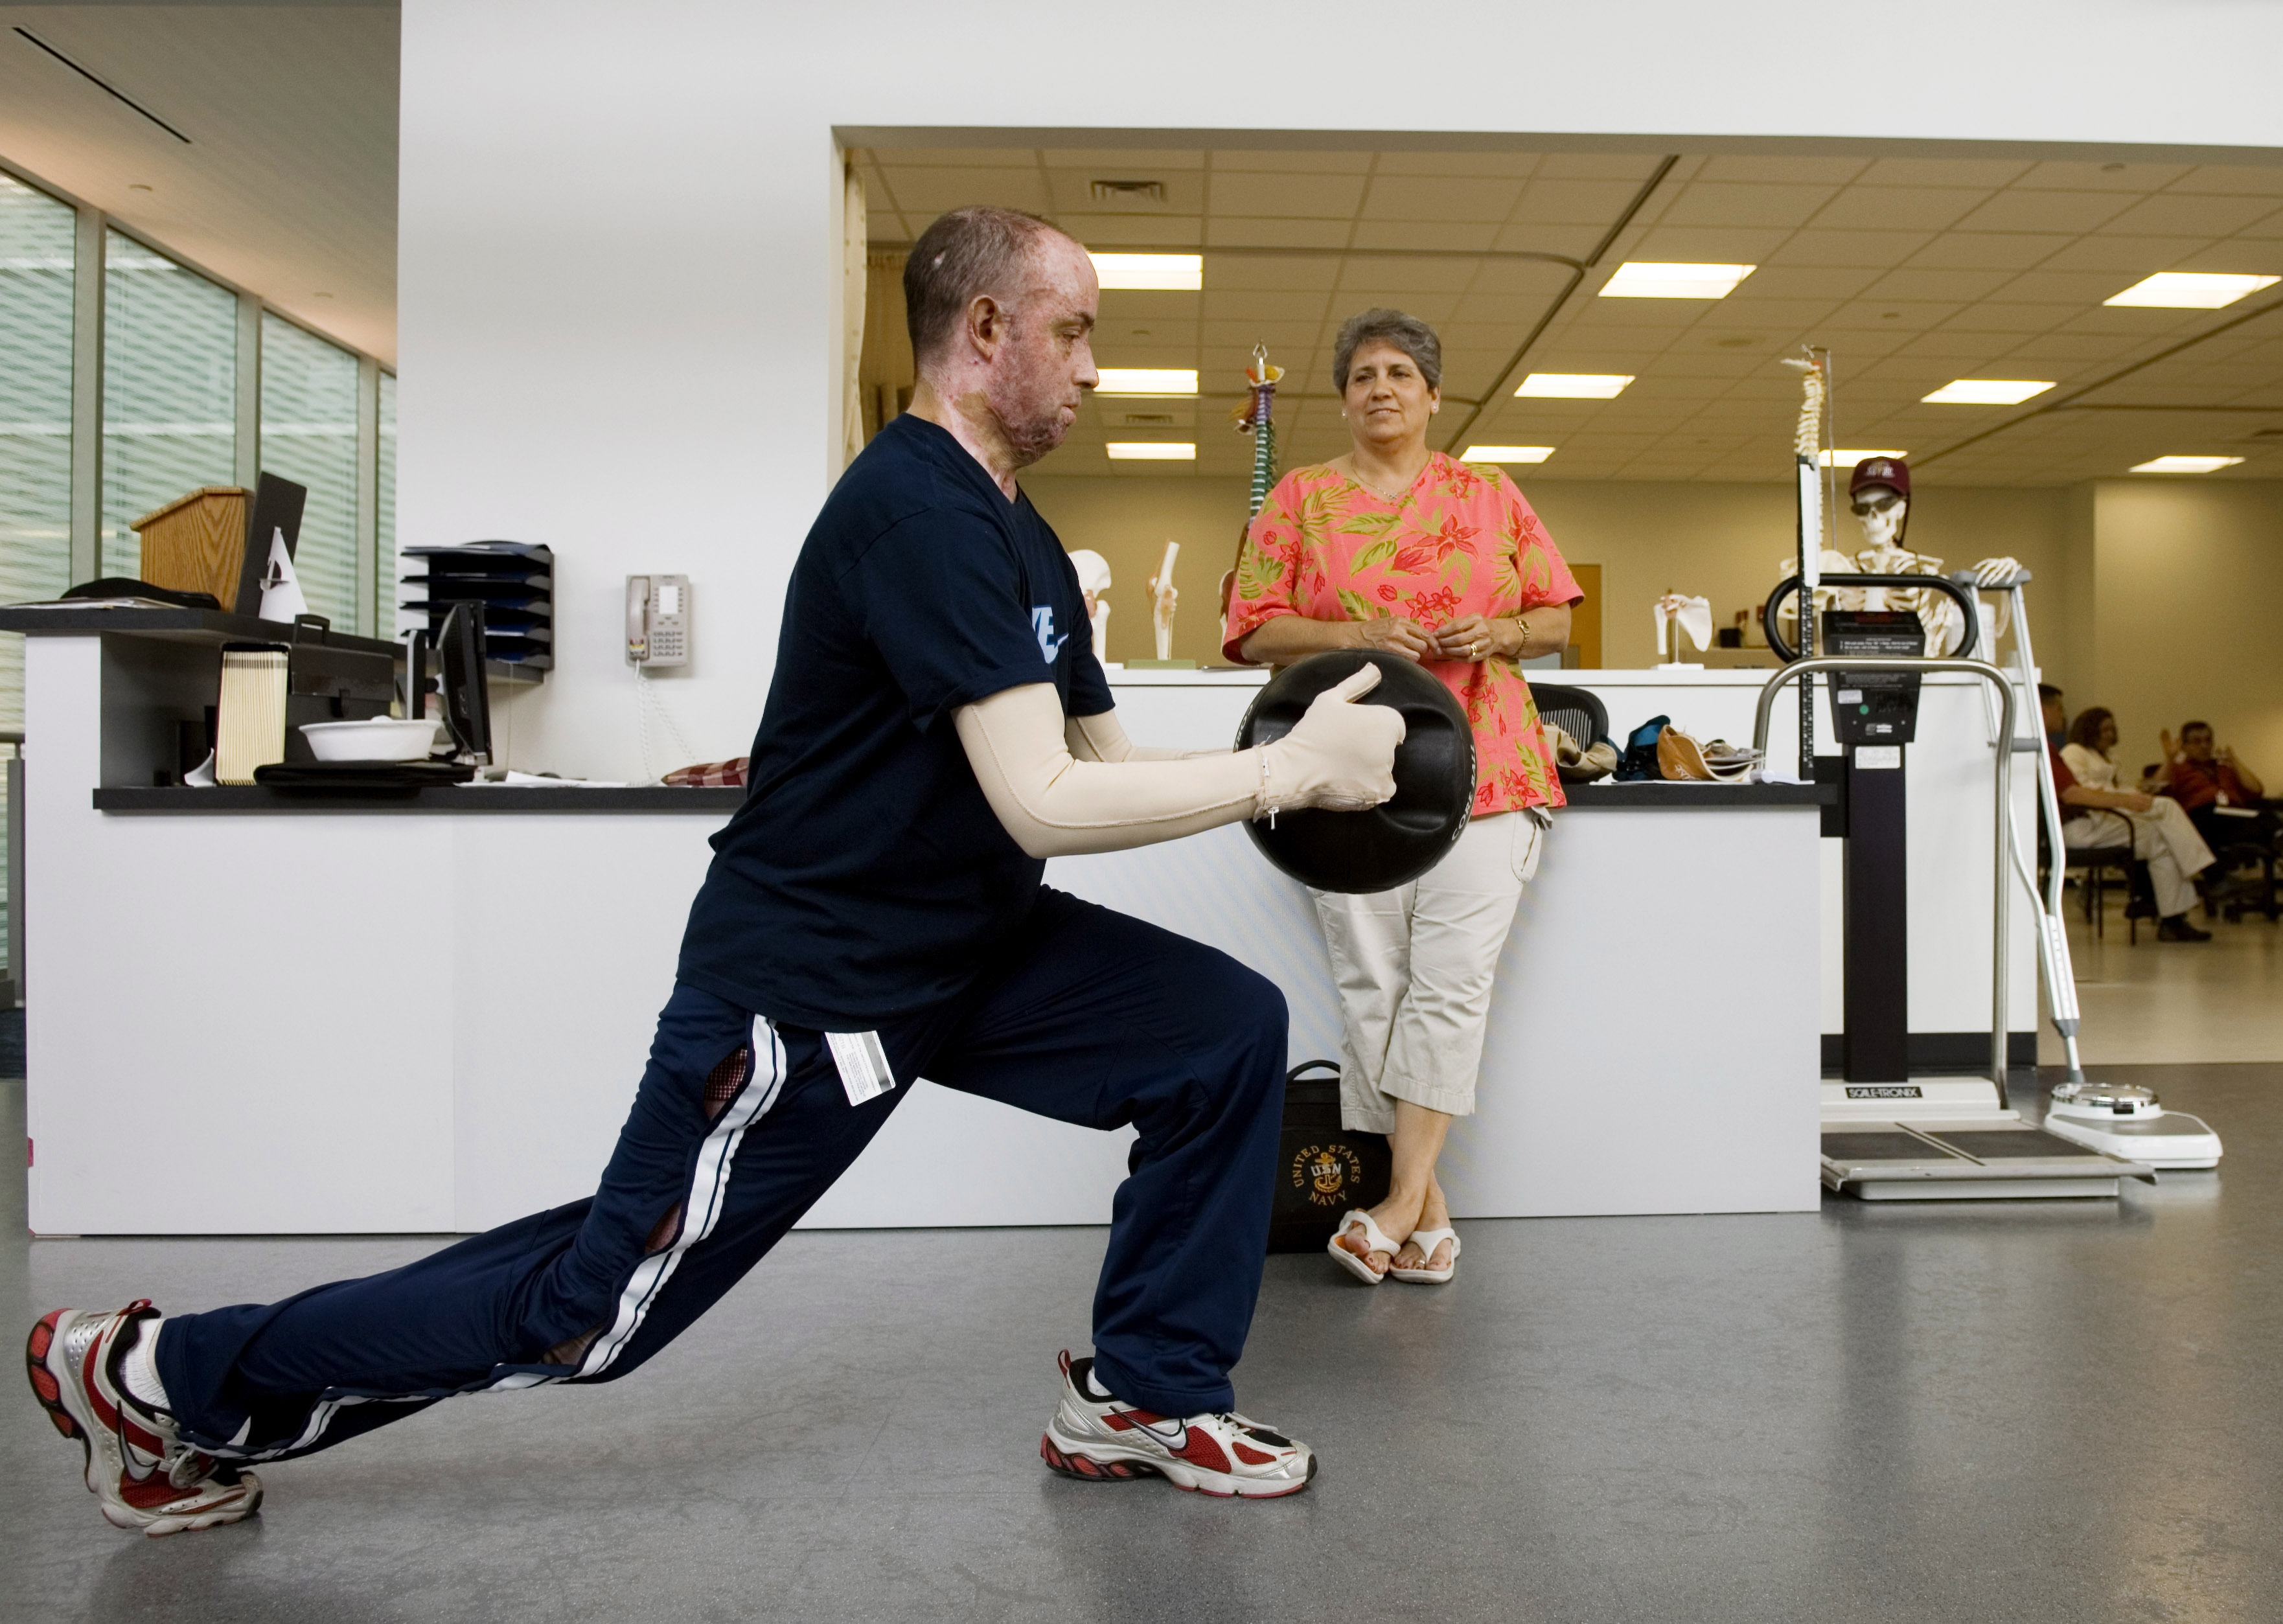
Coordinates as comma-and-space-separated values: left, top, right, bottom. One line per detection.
1224, 455, 1583, 815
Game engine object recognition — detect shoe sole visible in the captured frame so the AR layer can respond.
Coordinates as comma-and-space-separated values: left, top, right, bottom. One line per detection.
25, 1310, 262, 1537
1038, 1427, 1316, 1499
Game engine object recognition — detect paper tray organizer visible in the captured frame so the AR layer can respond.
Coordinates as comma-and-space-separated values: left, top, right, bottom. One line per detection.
401, 542, 554, 674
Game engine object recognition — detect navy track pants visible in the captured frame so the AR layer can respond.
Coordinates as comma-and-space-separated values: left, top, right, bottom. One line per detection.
156, 888, 1290, 1461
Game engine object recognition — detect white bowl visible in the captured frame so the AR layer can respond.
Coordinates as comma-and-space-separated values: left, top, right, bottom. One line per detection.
300, 718, 445, 762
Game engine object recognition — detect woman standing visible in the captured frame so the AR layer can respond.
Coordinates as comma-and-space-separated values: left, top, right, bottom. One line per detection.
1226, 308, 1582, 1285
2061, 707, 2216, 940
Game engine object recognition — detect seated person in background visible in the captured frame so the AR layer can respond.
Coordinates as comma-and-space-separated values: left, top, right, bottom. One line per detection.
2157, 720, 2271, 852
2059, 707, 2216, 942
2039, 683, 2067, 751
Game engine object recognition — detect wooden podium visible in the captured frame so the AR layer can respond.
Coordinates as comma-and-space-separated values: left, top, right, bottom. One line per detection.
131, 486, 249, 605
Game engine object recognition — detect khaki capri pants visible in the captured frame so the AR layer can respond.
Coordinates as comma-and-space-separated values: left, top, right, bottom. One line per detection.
1310, 809, 1546, 1136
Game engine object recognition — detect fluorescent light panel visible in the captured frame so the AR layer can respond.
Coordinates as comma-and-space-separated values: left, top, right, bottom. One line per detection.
1922, 379, 2055, 406
1089, 253, 1202, 291
1515, 372, 1633, 398
1599, 262, 1754, 299
1095, 369, 1197, 395
1820, 449, 1908, 468
1105, 442, 1196, 461
2129, 455, 2243, 474
1460, 445, 1555, 464
2105, 272, 2279, 310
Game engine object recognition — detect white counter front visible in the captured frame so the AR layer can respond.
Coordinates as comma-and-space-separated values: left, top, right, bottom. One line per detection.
21, 634, 1845, 1234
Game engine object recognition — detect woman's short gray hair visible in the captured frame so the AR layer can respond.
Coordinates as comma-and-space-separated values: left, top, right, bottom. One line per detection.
1332, 308, 1443, 393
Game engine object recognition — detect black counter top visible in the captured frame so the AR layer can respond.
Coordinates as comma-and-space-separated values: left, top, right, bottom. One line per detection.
1559, 782, 1833, 808
94, 781, 1828, 816
0, 603, 398, 656
95, 786, 746, 814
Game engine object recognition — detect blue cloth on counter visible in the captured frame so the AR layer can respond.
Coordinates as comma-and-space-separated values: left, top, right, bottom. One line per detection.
157, 889, 1291, 1458
1614, 714, 1671, 782
679, 413, 1115, 1028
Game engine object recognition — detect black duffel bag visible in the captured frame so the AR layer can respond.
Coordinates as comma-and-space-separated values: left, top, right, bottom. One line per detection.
1267, 1060, 1392, 1253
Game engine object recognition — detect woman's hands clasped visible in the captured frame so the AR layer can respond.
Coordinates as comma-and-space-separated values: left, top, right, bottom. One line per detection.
1349, 613, 1509, 663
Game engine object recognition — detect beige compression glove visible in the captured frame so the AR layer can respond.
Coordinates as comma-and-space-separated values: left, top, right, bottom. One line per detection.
954, 665, 1403, 860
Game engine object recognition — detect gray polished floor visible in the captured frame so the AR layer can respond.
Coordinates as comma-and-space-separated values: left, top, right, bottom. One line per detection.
5, 1063, 2280, 1624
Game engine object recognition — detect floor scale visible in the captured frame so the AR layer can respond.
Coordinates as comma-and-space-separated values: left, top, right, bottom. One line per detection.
1758, 576, 2155, 1198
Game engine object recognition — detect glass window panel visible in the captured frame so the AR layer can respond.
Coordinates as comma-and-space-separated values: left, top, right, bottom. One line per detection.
0, 172, 76, 971
377, 370, 395, 637
102, 229, 236, 580
259, 313, 358, 630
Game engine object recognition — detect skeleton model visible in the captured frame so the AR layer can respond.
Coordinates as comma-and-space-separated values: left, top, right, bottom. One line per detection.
1147, 541, 1179, 661
1068, 548, 1113, 658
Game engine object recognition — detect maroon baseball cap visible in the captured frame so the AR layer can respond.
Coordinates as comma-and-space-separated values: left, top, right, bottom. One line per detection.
1850, 457, 1910, 499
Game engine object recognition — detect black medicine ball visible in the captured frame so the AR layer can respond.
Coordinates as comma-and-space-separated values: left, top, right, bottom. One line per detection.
1233, 650, 1476, 895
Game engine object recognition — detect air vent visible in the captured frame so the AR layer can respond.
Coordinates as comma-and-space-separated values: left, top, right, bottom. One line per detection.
1121, 413, 1176, 426
1090, 179, 1166, 204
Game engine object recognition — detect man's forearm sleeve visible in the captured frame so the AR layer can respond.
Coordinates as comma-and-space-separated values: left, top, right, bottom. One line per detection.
960, 685, 1259, 858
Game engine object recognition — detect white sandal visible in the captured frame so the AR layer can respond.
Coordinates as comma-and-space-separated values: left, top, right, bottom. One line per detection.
1327, 1209, 1398, 1285
1388, 1226, 1460, 1285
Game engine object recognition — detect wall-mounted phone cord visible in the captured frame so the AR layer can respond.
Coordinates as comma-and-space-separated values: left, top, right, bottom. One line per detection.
634, 662, 700, 784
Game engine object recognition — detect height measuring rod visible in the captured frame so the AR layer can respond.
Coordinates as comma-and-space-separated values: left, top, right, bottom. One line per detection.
1782, 350, 1830, 775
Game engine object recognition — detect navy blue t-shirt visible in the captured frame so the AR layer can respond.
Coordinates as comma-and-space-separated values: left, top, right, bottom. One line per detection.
676, 415, 1114, 1027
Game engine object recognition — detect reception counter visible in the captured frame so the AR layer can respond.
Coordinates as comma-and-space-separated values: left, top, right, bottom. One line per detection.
16, 622, 1852, 1235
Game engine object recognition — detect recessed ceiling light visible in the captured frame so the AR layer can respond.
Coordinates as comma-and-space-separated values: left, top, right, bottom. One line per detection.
1922, 379, 2055, 406
1089, 253, 1202, 292
2129, 455, 2243, 474
1460, 445, 1555, 464
1599, 262, 1755, 299
1819, 449, 1909, 468
1515, 373, 1633, 398
1095, 369, 1197, 395
2104, 272, 2280, 309
1105, 442, 1196, 461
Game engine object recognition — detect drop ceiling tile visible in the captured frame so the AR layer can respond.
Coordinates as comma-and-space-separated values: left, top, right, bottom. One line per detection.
1728, 265, 1885, 301
880, 168, 1051, 214
1851, 157, 2034, 189
1040, 148, 1207, 171
2173, 242, 2283, 273
1200, 290, 1324, 323
1373, 150, 1544, 178
1903, 233, 2074, 271
1892, 330, 2023, 362
1626, 225, 1791, 262
2238, 206, 2283, 239
1952, 190, 2137, 233
1206, 170, 1369, 219
2098, 193, 2278, 237
2010, 161, 2192, 192
1200, 254, 1342, 292
1803, 327, 1918, 358
1809, 189, 1984, 231
2028, 239, 2218, 281
1208, 150, 1376, 173
1097, 319, 1201, 347
1202, 218, 1352, 250
1061, 215, 1203, 247
1855, 267, 2016, 303
1984, 268, 2146, 304
1936, 301, 2082, 333
1658, 182, 1839, 230
1335, 255, 1479, 293
1360, 174, 1526, 223
2171, 165, 2283, 196
1445, 292, 1558, 326
1534, 154, 1669, 180
1098, 290, 1208, 323
1511, 177, 1656, 224
1199, 319, 1321, 351
1768, 229, 1939, 268
1484, 222, 1607, 258
1349, 222, 1500, 253
1693, 155, 1869, 185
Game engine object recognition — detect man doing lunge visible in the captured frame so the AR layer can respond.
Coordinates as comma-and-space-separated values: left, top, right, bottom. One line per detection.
27, 205, 1404, 1534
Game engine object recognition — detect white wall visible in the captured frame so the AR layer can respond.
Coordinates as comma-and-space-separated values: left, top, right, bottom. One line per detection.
398, 0, 2283, 781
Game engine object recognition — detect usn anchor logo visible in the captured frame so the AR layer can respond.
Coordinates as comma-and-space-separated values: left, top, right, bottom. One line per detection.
1291, 1143, 1364, 1209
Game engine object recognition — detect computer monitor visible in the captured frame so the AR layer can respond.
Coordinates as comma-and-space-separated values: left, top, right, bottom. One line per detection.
436, 601, 492, 762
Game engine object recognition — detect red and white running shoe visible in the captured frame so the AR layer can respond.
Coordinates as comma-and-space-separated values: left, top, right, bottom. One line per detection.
25, 1301, 263, 1537
1038, 1350, 1316, 1498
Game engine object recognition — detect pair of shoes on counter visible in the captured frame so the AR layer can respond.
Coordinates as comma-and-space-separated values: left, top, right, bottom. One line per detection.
1326, 1209, 1461, 1285
2157, 915, 2214, 942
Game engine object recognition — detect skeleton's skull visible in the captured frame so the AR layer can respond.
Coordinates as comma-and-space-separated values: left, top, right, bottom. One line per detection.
1852, 485, 1907, 551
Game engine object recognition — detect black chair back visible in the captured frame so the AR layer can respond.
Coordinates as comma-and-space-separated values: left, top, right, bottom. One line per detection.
1530, 681, 1609, 749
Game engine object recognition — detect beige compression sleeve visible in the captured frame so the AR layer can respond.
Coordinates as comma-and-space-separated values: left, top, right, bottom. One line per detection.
955, 670, 1403, 860
956, 685, 1262, 859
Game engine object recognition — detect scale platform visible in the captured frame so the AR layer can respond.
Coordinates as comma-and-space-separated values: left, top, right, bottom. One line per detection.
1820, 1079, 2154, 1199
